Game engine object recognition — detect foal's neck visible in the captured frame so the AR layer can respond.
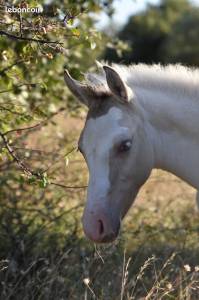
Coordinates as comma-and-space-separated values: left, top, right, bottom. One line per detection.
136, 86, 199, 190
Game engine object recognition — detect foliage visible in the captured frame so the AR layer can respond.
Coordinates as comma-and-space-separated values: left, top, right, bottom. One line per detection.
0, 0, 109, 129
0, 0, 113, 189
104, 0, 199, 66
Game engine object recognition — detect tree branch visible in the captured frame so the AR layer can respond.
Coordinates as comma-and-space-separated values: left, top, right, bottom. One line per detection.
50, 182, 87, 190
0, 132, 36, 176
3, 107, 66, 136
0, 124, 87, 190
0, 59, 26, 76
0, 30, 64, 45
0, 105, 27, 116
0, 83, 39, 94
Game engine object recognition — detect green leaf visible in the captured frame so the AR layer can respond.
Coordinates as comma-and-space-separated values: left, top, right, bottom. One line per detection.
90, 41, 96, 50
71, 28, 80, 37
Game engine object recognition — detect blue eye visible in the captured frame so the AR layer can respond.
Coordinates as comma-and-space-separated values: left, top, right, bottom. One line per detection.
118, 140, 132, 153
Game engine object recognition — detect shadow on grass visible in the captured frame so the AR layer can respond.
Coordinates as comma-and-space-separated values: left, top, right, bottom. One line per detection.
1, 219, 199, 300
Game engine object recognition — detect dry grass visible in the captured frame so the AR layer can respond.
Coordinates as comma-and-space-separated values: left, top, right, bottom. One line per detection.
0, 113, 199, 299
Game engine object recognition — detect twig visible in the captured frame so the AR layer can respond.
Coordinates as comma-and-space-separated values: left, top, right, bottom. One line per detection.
0, 82, 39, 94
12, 146, 61, 155
42, 147, 76, 173
51, 181, 87, 190
3, 123, 42, 135
3, 106, 66, 136
0, 105, 27, 116
0, 30, 64, 45
0, 59, 26, 76
0, 132, 36, 176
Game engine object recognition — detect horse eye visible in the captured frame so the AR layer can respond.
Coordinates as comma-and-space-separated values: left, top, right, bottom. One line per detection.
118, 140, 132, 153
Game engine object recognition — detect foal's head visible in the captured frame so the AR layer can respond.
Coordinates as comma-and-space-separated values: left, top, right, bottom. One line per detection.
64, 65, 154, 243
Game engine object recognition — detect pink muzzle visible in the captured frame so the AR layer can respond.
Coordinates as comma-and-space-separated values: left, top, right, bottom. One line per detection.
82, 207, 120, 243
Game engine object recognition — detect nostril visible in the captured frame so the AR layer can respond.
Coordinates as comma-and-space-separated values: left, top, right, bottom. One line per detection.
98, 219, 104, 236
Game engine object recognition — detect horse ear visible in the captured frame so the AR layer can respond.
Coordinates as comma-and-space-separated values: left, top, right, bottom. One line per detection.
64, 69, 91, 106
103, 66, 131, 103
64, 69, 110, 107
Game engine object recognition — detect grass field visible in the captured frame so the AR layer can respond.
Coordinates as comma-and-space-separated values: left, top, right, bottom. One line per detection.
1, 111, 199, 299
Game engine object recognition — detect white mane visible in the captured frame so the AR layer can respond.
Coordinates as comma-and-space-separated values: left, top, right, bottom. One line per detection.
87, 63, 199, 100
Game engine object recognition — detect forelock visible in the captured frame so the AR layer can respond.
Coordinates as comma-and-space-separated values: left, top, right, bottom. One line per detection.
84, 72, 111, 100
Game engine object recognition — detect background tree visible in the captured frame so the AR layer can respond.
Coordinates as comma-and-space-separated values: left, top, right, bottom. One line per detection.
104, 0, 199, 66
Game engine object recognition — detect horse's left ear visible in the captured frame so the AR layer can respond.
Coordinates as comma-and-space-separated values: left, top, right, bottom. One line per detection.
64, 69, 111, 107
103, 66, 132, 103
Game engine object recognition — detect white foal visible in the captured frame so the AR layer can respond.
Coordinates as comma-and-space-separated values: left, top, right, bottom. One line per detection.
64, 63, 199, 243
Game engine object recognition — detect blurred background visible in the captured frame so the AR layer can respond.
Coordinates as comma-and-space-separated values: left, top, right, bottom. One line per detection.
0, 0, 199, 299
